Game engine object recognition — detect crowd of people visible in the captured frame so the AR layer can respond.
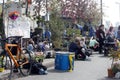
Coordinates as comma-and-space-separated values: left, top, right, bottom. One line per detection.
25, 28, 52, 75
68, 24, 120, 60
27, 24, 120, 61
17, 23, 120, 75
96, 24, 120, 54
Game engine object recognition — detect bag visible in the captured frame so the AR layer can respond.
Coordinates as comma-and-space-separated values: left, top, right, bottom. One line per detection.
31, 61, 47, 75
85, 49, 92, 56
46, 52, 51, 58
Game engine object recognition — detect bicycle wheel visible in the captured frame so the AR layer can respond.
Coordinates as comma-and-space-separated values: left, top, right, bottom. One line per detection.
19, 49, 32, 76
0, 53, 13, 80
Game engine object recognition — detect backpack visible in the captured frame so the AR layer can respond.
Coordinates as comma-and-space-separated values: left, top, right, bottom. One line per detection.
31, 61, 47, 75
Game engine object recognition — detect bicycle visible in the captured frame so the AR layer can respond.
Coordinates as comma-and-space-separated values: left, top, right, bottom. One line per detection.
0, 36, 32, 80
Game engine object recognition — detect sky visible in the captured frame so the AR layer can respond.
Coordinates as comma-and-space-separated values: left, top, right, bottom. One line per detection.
0, 0, 120, 27
104, 0, 120, 26
96, 0, 120, 27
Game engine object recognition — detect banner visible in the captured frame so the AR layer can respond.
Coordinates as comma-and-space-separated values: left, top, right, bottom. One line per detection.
6, 16, 30, 38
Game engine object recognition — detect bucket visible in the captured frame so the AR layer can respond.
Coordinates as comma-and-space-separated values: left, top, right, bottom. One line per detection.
55, 52, 74, 71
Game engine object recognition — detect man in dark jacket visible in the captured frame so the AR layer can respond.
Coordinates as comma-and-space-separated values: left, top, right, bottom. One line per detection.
97, 24, 105, 54
69, 37, 86, 60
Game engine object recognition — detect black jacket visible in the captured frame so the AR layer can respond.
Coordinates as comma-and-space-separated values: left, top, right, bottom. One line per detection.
98, 29, 105, 41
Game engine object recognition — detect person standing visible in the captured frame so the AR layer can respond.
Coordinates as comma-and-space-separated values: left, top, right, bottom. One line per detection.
97, 24, 105, 54
106, 26, 115, 46
44, 29, 51, 42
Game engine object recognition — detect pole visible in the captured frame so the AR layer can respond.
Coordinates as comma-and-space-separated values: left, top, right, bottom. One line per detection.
100, 0, 103, 24
2, 0, 4, 17
46, 0, 48, 21
1, 0, 5, 38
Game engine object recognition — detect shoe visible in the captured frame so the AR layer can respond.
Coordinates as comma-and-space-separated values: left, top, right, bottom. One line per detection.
44, 70, 48, 75
85, 52, 90, 57
39, 69, 44, 75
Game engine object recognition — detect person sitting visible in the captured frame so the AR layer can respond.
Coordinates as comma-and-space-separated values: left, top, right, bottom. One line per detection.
89, 36, 99, 51
38, 41, 50, 52
80, 37, 91, 56
80, 37, 86, 48
106, 26, 115, 47
27, 38, 35, 51
69, 37, 86, 60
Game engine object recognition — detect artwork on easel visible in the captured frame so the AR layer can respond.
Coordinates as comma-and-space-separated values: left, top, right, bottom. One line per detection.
5, 2, 30, 38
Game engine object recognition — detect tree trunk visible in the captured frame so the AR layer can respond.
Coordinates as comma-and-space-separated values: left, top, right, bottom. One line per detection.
1, 0, 5, 38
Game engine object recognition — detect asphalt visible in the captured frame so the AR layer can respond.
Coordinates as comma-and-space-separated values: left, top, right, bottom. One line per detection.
15, 52, 116, 80
0, 52, 117, 80
0, 58, 55, 80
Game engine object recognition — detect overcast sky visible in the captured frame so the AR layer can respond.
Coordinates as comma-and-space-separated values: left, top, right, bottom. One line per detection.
95, 0, 120, 27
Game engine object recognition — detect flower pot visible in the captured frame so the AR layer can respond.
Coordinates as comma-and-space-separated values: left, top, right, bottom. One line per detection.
108, 68, 115, 78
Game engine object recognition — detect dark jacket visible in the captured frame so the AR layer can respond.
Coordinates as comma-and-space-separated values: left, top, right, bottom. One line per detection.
97, 29, 105, 41
69, 42, 79, 53
69, 42, 84, 55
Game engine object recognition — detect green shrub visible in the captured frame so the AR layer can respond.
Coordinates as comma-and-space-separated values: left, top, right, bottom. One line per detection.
66, 28, 81, 37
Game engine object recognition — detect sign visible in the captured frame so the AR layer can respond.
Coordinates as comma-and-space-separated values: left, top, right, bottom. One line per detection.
6, 16, 30, 38
5, 2, 30, 38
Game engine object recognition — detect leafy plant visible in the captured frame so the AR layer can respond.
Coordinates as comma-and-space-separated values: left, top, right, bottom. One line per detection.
66, 28, 81, 37
49, 17, 64, 48
109, 49, 120, 65
109, 49, 120, 74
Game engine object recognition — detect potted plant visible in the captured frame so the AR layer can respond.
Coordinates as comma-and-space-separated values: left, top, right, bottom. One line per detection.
8, 11, 19, 20
108, 49, 120, 78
